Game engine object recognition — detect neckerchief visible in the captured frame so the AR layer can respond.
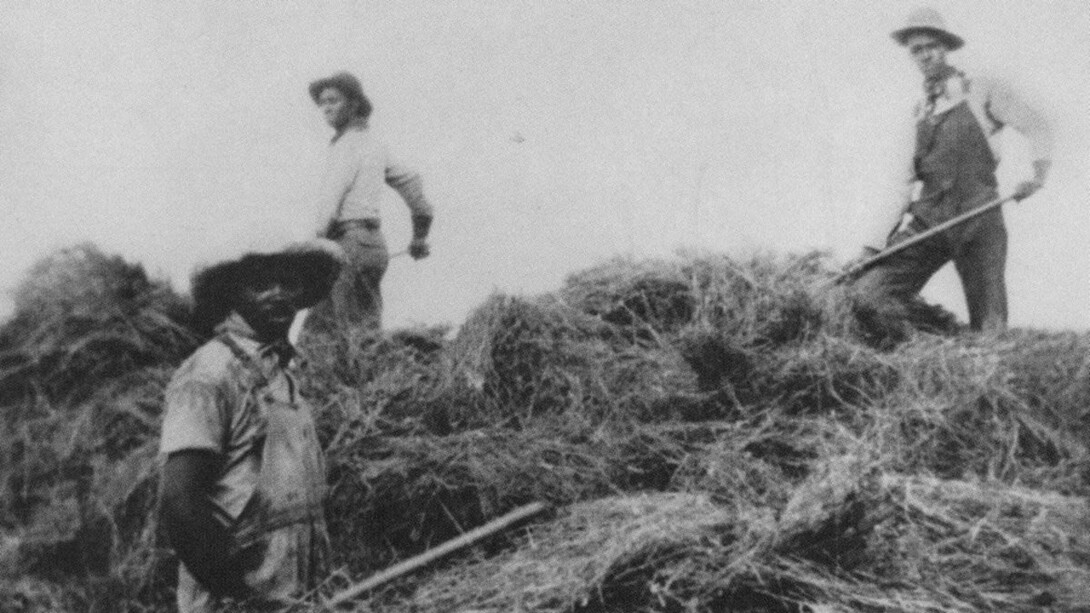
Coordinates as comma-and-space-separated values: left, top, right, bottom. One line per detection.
922, 64, 961, 118
215, 312, 296, 368
330, 116, 368, 145
261, 339, 296, 368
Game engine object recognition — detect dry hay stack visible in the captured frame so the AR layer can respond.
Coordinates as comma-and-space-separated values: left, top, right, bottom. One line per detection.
326, 253, 1088, 613
442, 293, 698, 426
445, 293, 624, 420
371, 493, 737, 613
0, 245, 193, 611
299, 325, 453, 443
741, 335, 898, 414
324, 250, 1090, 606
868, 475, 1090, 611
0, 243, 196, 404
1001, 330, 1090, 447
324, 423, 720, 577
681, 252, 831, 347
560, 259, 695, 334
562, 253, 840, 347
361, 467, 1089, 613
867, 334, 1090, 490
3, 246, 1090, 612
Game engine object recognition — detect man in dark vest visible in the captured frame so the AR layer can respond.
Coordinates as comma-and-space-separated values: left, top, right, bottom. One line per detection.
852, 7, 1053, 332
159, 239, 344, 611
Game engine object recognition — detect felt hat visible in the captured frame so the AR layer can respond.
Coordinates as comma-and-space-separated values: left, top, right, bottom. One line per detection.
190, 239, 345, 334
891, 7, 964, 51
308, 71, 373, 119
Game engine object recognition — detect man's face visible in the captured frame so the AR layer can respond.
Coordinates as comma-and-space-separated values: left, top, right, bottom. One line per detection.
906, 32, 949, 79
234, 273, 304, 341
317, 87, 357, 130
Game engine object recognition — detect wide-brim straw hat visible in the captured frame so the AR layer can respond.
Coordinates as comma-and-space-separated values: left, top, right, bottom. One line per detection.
891, 7, 964, 51
190, 239, 345, 333
308, 71, 372, 118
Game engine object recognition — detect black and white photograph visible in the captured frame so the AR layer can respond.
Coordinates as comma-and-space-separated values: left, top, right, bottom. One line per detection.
1, 2, 1088, 611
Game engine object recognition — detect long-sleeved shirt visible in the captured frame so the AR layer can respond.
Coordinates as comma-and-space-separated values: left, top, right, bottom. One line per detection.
863, 69, 1053, 249
315, 124, 433, 235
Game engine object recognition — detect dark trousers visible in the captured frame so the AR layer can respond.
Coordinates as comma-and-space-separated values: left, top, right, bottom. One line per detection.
300, 224, 389, 342
853, 209, 1008, 332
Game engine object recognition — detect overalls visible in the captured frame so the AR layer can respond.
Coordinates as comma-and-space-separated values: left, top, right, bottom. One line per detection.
854, 81, 1008, 332
176, 334, 329, 612
300, 219, 388, 343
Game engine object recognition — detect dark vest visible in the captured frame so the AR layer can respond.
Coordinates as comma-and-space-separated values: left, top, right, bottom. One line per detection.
910, 90, 998, 227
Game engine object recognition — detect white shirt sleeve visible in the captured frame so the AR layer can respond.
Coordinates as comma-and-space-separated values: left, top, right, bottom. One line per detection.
979, 76, 1053, 162
385, 152, 433, 218
160, 378, 227, 456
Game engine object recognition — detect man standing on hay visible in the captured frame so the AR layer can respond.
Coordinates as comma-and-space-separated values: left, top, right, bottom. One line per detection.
300, 71, 435, 342
851, 7, 1053, 332
159, 239, 345, 611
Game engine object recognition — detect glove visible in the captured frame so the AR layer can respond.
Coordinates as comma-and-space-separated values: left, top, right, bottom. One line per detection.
409, 238, 430, 260
1012, 159, 1050, 201
1012, 179, 1043, 202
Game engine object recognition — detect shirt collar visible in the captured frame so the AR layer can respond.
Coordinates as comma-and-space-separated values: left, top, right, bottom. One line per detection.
215, 312, 296, 367
331, 117, 369, 144
920, 66, 969, 118
923, 65, 961, 99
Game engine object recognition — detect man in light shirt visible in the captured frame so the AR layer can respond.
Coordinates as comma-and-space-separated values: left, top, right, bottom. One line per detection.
851, 8, 1052, 332
300, 71, 434, 341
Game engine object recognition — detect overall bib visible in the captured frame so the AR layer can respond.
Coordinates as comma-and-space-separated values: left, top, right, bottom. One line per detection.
176, 335, 329, 612
854, 91, 1008, 331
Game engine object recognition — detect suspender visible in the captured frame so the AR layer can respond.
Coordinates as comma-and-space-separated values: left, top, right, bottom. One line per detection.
216, 333, 296, 399
217, 333, 270, 386
214, 334, 319, 551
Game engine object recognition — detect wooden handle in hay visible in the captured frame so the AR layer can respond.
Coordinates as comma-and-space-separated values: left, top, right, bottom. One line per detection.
832, 194, 1015, 285
324, 501, 549, 609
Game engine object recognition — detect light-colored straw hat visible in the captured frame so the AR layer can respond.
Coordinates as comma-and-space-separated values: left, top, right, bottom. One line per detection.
190, 239, 346, 334
891, 7, 964, 51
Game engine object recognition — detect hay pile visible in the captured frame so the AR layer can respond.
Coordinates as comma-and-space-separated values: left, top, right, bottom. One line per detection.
0, 244, 196, 403
2, 246, 1088, 612
0, 245, 195, 612
323, 253, 1089, 612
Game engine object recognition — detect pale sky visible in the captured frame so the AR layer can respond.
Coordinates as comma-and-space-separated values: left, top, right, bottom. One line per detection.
1, 1, 1088, 330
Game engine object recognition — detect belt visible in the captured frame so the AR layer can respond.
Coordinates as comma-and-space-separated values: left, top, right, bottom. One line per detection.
332, 218, 380, 233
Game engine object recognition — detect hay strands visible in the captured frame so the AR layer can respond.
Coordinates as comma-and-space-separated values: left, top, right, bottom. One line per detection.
323, 501, 550, 609
829, 193, 1016, 286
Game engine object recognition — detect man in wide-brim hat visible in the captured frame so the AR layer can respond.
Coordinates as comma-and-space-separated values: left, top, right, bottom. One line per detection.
160, 239, 343, 612
190, 238, 345, 336
851, 7, 1053, 333
300, 70, 435, 343
307, 71, 373, 121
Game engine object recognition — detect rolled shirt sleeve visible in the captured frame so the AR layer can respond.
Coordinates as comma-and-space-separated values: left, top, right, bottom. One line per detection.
160, 378, 228, 456
385, 155, 433, 218
980, 76, 1053, 162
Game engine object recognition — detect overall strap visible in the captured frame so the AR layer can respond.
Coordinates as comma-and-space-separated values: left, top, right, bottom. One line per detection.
217, 332, 298, 400
217, 332, 270, 389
